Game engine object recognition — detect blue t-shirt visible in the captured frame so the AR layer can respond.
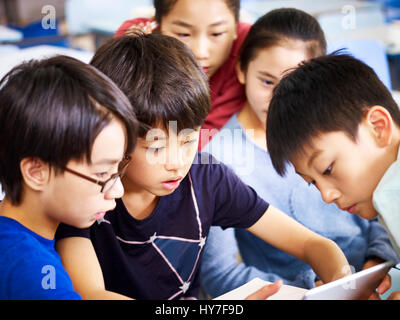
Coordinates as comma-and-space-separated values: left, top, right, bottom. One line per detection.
0, 216, 81, 300
56, 152, 268, 300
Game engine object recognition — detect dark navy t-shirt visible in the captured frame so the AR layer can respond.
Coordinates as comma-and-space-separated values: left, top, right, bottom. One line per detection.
56, 153, 268, 299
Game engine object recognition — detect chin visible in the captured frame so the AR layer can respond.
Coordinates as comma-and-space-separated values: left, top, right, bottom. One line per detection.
358, 207, 379, 220
69, 219, 96, 229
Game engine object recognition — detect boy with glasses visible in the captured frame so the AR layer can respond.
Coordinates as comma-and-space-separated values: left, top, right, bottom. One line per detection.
0, 56, 138, 299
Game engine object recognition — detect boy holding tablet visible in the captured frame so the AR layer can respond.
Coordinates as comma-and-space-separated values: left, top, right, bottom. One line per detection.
267, 53, 400, 299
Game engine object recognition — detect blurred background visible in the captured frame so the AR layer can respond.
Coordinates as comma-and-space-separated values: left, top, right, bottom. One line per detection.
0, 0, 399, 298
0, 0, 399, 102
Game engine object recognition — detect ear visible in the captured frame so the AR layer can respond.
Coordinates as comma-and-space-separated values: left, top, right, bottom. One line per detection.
364, 105, 393, 147
235, 61, 245, 85
20, 158, 51, 192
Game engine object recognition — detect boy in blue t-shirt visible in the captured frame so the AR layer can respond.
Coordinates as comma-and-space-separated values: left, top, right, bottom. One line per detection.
56, 33, 353, 300
0, 56, 138, 299
266, 53, 400, 299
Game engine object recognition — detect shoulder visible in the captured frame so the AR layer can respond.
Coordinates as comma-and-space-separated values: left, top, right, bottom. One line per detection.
190, 152, 231, 174
0, 222, 43, 256
203, 115, 244, 163
0, 232, 80, 299
189, 152, 245, 191
231, 22, 252, 54
114, 17, 153, 38
237, 22, 252, 38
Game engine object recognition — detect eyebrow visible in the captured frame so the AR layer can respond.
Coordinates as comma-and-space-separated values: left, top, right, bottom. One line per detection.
258, 71, 278, 80
92, 158, 121, 166
307, 149, 322, 168
171, 20, 228, 28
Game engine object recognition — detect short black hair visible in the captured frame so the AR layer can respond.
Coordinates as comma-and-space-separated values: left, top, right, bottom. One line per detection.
267, 53, 400, 176
154, 0, 240, 23
90, 33, 210, 137
0, 55, 138, 204
239, 8, 326, 73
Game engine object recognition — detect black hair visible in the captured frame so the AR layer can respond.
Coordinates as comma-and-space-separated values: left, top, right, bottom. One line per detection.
90, 33, 210, 137
239, 8, 326, 73
153, 0, 240, 23
266, 53, 400, 176
0, 55, 138, 204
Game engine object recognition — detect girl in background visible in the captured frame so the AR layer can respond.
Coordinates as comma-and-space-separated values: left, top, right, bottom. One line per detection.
115, 0, 250, 148
201, 8, 398, 298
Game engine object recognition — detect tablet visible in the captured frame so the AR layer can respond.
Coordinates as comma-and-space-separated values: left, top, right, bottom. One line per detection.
302, 260, 395, 300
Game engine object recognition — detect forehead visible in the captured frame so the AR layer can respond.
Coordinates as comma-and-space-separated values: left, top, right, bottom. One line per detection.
142, 125, 200, 141
162, 0, 235, 25
90, 118, 127, 164
249, 43, 309, 77
291, 131, 355, 168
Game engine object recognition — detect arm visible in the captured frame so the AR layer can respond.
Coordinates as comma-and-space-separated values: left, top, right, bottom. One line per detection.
247, 205, 351, 284
55, 237, 132, 300
201, 226, 316, 298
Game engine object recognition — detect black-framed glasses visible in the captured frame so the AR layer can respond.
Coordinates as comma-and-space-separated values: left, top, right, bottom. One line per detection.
64, 155, 131, 193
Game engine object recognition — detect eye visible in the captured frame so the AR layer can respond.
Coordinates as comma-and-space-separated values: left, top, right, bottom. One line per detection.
184, 139, 196, 145
176, 33, 190, 38
323, 165, 332, 175
147, 146, 165, 152
211, 32, 225, 37
96, 172, 109, 179
259, 77, 274, 86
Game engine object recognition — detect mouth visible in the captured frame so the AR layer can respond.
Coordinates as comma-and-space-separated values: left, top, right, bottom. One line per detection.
342, 204, 357, 214
162, 177, 182, 190
95, 212, 106, 220
202, 67, 210, 74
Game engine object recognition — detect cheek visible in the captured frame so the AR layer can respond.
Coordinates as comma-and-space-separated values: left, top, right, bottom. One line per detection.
247, 86, 271, 110
44, 182, 99, 227
212, 36, 234, 64
337, 155, 378, 202
125, 158, 158, 184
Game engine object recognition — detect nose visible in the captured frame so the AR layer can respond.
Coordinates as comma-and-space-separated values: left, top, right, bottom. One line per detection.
104, 177, 124, 200
191, 36, 210, 61
318, 181, 340, 204
165, 148, 185, 172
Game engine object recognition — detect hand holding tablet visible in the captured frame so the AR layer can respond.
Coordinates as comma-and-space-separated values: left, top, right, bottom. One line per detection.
302, 261, 395, 300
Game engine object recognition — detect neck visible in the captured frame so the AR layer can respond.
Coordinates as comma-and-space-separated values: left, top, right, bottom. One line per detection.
121, 179, 159, 220
0, 196, 58, 240
237, 102, 267, 150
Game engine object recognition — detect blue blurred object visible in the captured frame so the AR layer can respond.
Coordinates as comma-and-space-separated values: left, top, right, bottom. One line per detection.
8, 20, 69, 48
370, 0, 400, 22
10, 20, 58, 38
328, 39, 392, 91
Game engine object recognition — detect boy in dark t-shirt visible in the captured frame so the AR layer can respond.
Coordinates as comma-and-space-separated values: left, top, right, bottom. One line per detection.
56, 33, 351, 300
